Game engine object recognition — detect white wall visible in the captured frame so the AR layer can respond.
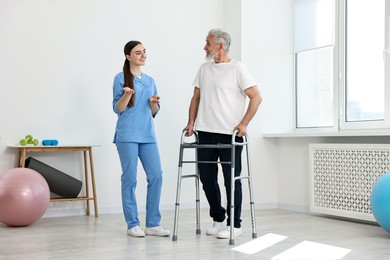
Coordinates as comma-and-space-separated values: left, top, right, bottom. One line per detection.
240, 0, 390, 214
223, 0, 242, 60
241, 0, 294, 207
0, 0, 225, 215
0, 0, 300, 218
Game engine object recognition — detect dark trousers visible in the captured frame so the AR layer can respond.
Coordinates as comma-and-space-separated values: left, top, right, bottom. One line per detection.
197, 131, 243, 228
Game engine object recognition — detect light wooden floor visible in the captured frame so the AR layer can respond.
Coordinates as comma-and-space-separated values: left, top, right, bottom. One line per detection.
1, 208, 389, 259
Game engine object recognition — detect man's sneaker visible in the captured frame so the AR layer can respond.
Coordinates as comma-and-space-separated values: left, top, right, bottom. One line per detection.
217, 226, 242, 239
206, 221, 226, 235
127, 226, 145, 237
145, 226, 171, 237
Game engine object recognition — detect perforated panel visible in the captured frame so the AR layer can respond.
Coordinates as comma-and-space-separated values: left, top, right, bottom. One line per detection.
309, 144, 390, 221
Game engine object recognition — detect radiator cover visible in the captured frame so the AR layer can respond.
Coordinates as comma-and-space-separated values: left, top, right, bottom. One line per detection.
309, 143, 390, 222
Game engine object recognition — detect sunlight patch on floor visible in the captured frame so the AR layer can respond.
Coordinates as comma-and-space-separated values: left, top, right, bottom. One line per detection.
271, 240, 351, 260
232, 233, 288, 255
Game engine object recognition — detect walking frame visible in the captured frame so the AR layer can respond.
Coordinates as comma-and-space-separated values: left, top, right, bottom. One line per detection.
172, 130, 257, 245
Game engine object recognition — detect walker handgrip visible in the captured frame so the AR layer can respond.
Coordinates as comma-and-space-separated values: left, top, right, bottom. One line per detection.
181, 129, 198, 144
232, 129, 248, 145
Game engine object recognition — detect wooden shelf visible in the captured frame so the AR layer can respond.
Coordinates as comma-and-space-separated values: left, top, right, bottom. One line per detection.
9, 145, 99, 217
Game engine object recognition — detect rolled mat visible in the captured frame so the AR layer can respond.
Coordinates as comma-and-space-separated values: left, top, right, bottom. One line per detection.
25, 157, 82, 198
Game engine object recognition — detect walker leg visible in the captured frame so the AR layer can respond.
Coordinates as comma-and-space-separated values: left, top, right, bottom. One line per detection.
245, 142, 257, 238
229, 146, 236, 246
172, 147, 184, 241
229, 180, 235, 245
172, 169, 182, 241
195, 173, 201, 234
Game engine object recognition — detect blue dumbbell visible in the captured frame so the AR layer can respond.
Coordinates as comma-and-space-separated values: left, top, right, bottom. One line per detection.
42, 139, 59, 146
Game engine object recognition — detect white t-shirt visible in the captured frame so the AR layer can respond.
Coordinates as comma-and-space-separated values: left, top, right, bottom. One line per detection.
193, 59, 257, 135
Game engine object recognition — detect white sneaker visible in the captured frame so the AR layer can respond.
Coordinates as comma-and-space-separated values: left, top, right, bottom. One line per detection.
127, 226, 145, 237
145, 226, 171, 237
206, 221, 226, 235
217, 226, 242, 239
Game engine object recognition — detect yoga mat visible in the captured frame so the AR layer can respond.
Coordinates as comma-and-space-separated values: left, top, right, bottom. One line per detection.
25, 157, 82, 198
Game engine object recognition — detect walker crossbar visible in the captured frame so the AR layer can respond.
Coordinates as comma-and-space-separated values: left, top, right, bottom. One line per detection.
172, 130, 257, 245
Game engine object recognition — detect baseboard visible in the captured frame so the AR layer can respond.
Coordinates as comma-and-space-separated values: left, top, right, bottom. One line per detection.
42, 202, 294, 218
277, 203, 310, 213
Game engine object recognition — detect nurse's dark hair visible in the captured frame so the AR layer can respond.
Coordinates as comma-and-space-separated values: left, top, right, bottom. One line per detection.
123, 40, 141, 107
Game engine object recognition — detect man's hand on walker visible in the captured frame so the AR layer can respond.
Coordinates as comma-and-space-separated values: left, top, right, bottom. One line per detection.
234, 124, 247, 137
183, 125, 194, 136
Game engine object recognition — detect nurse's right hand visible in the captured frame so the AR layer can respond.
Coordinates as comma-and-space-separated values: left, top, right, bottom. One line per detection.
123, 87, 134, 94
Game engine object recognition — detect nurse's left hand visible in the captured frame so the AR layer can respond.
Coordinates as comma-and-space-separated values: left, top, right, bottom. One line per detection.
149, 96, 160, 104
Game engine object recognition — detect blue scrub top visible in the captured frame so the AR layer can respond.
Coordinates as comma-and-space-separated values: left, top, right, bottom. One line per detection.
112, 72, 159, 143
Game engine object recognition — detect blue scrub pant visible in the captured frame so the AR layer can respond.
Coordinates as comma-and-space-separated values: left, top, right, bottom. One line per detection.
197, 131, 243, 228
116, 142, 163, 229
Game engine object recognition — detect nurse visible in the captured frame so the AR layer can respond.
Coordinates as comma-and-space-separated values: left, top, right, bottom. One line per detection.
112, 40, 170, 237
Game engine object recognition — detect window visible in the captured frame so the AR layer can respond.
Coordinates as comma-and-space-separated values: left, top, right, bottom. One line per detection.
294, 0, 335, 129
296, 46, 333, 128
294, 0, 390, 131
344, 0, 386, 124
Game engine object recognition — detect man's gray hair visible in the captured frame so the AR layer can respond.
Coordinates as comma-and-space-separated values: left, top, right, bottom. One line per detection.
208, 28, 231, 52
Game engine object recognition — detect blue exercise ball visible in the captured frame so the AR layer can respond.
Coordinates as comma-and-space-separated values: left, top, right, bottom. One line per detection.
371, 172, 390, 233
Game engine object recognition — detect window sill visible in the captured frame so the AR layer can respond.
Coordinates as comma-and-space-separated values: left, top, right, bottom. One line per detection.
262, 129, 390, 138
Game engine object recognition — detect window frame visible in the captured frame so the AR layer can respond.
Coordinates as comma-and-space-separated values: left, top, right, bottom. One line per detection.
338, 0, 390, 131
293, 0, 390, 133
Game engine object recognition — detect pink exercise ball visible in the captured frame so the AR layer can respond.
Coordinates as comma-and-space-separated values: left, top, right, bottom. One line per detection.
0, 168, 50, 227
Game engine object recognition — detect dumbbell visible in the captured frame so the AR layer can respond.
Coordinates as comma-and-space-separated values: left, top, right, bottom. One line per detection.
20, 135, 39, 146
42, 140, 59, 146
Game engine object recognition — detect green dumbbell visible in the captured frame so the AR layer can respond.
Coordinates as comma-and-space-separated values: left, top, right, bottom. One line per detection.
28, 138, 39, 146
19, 138, 27, 146
25, 135, 33, 142
19, 135, 39, 146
